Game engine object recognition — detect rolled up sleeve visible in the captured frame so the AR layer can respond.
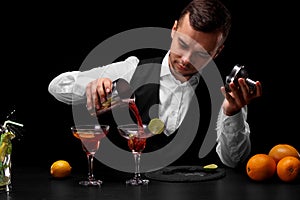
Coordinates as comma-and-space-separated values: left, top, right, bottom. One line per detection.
216, 106, 251, 168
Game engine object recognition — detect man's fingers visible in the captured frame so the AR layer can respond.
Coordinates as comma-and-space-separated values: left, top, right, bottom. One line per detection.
254, 81, 262, 97
85, 78, 114, 115
85, 82, 93, 110
102, 79, 113, 94
221, 86, 234, 103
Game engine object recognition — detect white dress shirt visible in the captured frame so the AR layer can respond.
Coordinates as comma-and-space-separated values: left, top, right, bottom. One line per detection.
48, 51, 251, 168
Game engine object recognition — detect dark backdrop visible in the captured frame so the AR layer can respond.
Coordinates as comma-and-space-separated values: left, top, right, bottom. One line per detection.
1, 0, 299, 169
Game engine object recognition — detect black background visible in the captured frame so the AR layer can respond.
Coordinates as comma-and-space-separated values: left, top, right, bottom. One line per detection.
1, 0, 299, 169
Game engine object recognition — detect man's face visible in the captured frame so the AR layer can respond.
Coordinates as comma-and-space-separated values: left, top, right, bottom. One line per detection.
169, 14, 223, 81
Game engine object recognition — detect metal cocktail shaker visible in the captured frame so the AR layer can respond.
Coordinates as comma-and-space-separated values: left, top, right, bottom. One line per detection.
96, 78, 134, 116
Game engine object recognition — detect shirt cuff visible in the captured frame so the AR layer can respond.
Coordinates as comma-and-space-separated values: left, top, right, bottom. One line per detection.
220, 110, 245, 135
73, 76, 95, 96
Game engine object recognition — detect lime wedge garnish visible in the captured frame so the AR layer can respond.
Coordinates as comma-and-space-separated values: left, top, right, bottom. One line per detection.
101, 97, 112, 108
148, 118, 165, 135
203, 164, 218, 170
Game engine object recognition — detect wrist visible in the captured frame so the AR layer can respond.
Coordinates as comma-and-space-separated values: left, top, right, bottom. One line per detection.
223, 108, 240, 116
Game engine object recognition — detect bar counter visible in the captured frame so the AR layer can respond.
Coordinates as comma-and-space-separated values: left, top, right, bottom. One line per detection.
1, 162, 299, 200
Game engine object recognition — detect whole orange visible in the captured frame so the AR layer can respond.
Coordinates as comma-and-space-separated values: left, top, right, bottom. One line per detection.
276, 156, 300, 182
246, 154, 277, 181
50, 160, 72, 178
268, 144, 300, 164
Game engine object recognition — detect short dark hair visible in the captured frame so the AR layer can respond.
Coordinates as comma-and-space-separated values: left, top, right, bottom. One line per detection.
178, 0, 232, 43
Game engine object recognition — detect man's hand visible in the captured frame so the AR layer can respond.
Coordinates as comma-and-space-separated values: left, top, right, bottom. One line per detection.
221, 78, 262, 116
85, 78, 113, 115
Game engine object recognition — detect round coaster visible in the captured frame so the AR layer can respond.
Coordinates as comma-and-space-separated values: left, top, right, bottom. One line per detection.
145, 165, 226, 182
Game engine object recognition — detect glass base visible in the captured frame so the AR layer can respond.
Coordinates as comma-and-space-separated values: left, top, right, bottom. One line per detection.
79, 180, 102, 186
0, 183, 12, 193
126, 178, 149, 186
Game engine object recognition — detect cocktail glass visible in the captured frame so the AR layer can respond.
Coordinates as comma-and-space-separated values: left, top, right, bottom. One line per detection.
71, 124, 109, 186
117, 123, 155, 186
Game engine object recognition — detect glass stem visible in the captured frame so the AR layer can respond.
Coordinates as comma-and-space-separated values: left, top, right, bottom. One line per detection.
133, 152, 141, 180
87, 153, 95, 181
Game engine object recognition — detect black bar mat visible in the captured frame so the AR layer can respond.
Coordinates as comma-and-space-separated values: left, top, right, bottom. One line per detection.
145, 165, 226, 182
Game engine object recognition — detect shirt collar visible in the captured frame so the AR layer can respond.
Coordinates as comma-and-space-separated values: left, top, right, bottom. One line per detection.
161, 51, 171, 77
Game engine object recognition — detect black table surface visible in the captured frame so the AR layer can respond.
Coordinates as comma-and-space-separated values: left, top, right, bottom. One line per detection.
1, 162, 299, 200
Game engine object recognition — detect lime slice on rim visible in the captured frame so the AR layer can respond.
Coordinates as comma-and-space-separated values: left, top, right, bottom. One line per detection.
203, 164, 218, 171
148, 118, 165, 135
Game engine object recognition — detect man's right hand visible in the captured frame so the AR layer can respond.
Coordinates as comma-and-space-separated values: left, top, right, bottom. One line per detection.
85, 78, 113, 115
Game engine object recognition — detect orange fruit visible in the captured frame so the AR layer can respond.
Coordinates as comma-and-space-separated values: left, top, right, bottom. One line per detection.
276, 156, 300, 182
50, 160, 72, 178
268, 144, 300, 164
246, 154, 277, 181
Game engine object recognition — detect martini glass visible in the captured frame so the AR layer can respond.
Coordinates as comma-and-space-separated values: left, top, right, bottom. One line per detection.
71, 124, 109, 186
117, 123, 155, 186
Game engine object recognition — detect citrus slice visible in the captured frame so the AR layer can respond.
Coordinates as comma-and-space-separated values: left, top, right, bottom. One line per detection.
203, 164, 218, 171
76, 132, 95, 139
148, 118, 165, 135
101, 97, 112, 108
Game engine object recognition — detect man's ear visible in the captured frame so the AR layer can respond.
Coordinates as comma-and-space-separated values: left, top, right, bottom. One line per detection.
213, 45, 224, 59
171, 20, 178, 38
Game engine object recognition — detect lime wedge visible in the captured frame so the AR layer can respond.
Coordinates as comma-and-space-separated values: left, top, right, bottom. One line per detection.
203, 164, 218, 171
148, 118, 165, 135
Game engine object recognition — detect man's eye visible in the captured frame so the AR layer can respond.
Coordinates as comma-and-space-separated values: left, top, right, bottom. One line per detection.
179, 40, 188, 49
195, 51, 210, 58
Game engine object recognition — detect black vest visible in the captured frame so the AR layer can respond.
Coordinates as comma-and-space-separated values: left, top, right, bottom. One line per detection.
100, 57, 219, 165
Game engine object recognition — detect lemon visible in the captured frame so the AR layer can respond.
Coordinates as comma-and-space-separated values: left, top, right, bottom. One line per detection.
148, 118, 165, 135
203, 164, 218, 171
50, 160, 72, 178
